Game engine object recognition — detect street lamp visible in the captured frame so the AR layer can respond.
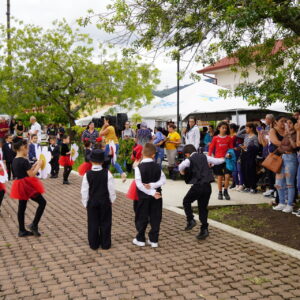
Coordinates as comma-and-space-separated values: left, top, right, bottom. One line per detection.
176, 54, 180, 131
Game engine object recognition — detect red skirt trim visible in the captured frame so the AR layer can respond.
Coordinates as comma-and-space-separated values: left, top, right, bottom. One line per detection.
78, 162, 92, 176
59, 155, 74, 167
126, 180, 139, 201
10, 177, 45, 200
0, 183, 5, 192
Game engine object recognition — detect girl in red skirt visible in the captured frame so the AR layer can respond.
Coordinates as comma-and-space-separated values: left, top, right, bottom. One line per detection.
10, 138, 47, 237
59, 135, 74, 184
78, 140, 92, 176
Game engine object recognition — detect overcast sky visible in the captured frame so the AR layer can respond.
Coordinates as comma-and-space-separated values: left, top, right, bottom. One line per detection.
0, 0, 200, 89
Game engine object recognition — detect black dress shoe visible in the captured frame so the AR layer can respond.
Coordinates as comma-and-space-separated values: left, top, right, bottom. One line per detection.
18, 230, 34, 237
28, 224, 41, 237
229, 183, 236, 189
196, 229, 209, 240
63, 180, 70, 185
184, 219, 196, 231
218, 192, 223, 200
50, 175, 55, 178
223, 189, 231, 200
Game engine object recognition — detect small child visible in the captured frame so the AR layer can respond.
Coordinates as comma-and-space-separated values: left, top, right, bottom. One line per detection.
0, 140, 5, 211
58, 135, 74, 184
0, 160, 8, 212
28, 134, 40, 166
179, 144, 214, 240
133, 143, 166, 248
80, 149, 116, 250
48, 136, 60, 178
10, 137, 47, 237
3, 134, 16, 180
78, 140, 92, 176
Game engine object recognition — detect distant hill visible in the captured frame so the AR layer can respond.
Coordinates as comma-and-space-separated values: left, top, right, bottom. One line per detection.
153, 83, 193, 98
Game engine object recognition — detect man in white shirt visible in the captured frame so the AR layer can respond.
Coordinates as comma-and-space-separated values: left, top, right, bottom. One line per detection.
29, 116, 42, 143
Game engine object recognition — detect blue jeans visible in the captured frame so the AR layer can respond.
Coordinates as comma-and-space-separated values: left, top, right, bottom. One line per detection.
275, 153, 297, 206
155, 148, 164, 168
104, 144, 124, 175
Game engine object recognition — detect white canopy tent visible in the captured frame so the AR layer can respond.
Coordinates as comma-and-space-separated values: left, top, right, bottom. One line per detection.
136, 81, 289, 122
75, 116, 93, 126
75, 80, 290, 126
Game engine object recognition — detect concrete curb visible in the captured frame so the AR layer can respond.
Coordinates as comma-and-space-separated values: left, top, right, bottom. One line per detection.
165, 205, 300, 261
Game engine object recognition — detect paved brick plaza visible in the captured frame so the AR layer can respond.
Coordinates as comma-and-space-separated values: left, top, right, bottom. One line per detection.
0, 174, 300, 300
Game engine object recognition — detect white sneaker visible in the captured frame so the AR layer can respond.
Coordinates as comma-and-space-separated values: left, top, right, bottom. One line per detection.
235, 185, 241, 191
237, 186, 244, 192
263, 189, 274, 197
282, 205, 293, 213
132, 238, 145, 247
273, 204, 286, 211
147, 239, 158, 248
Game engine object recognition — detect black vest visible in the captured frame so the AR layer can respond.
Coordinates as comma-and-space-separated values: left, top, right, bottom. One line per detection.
86, 169, 110, 207
137, 162, 162, 200
185, 153, 214, 185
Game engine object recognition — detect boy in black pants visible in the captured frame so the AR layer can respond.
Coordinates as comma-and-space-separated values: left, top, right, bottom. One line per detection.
81, 149, 116, 250
133, 143, 166, 248
3, 134, 16, 180
179, 144, 214, 240
48, 136, 60, 178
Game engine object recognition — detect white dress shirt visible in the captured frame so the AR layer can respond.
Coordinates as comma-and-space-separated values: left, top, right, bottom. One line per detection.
178, 152, 197, 172
81, 165, 116, 208
134, 158, 166, 196
30, 122, 42, 143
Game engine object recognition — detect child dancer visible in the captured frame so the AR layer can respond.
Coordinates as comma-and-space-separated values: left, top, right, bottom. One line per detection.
3, 134, 16, 180
133, 143, 166, 248
179, 144, 214, 239
80, 149, 116, 250
58, 135, 74, 184
78, 140, 92, 176
10, 137, 46, 237
48, 136, 60, 178
0, 160, 8, 212
28, 134, 39, 166
208, 122, 233, 200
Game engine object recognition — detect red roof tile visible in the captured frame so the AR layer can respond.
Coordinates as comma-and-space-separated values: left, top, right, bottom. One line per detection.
197, 40, 285, 74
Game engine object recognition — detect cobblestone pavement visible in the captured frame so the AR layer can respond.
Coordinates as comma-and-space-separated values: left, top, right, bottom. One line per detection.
0, 174, 300, 300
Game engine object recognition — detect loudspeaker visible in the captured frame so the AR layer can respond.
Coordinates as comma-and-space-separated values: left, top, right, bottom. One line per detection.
92, 118, 104, 128
116, 113, 128, 131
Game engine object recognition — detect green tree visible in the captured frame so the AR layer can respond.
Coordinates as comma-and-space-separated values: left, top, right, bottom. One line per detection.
84, 0, 300, 110
0, 19, 160, 125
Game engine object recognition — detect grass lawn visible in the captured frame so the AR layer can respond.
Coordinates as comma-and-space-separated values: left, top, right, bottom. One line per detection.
193, 203, 300, 251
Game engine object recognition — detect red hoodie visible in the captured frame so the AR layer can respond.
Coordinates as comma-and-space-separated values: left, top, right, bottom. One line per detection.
208, 135, 233, 158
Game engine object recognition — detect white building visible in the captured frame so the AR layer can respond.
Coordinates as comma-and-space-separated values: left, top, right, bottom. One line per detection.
197, 41, 284, 91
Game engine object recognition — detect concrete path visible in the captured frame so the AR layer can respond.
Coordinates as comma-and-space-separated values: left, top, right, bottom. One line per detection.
115, 178, 271, 208
0, 174, 299, 300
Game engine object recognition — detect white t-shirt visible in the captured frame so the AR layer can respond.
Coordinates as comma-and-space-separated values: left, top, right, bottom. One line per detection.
30, 122, 42, 143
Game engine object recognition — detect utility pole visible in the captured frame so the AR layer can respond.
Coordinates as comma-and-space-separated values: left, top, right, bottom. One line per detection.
6, 0, 11, 60
176, 54, 180, 132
